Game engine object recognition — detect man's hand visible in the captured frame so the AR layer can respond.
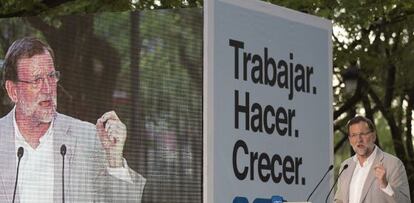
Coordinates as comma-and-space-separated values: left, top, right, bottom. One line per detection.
374, 163, 388, 188
96, 111, 127, 168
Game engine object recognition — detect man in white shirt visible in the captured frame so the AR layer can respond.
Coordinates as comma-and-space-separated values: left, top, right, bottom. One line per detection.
334, 116, 410, 203
0, 37, 145, 202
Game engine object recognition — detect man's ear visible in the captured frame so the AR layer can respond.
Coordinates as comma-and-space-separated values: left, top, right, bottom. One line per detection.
5, 80, 18, 103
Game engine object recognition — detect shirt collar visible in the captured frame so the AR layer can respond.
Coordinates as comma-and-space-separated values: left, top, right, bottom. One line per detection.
12, 106, 55, 147
352, 145, 377, 166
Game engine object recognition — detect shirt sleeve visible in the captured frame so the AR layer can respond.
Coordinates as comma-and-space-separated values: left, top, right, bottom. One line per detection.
380, 183, 395, 196
106, 158, 133, 183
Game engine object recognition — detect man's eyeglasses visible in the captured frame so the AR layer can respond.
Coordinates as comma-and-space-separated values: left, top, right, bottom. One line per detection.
349, 131, 372, 138
17, 71, 61, 88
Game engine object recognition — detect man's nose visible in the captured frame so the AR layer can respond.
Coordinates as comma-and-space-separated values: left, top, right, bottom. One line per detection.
40, 77, 53, 93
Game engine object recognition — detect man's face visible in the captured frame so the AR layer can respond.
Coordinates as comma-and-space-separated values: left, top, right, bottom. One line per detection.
7, 51, 58, 123
348, 121, 376, 159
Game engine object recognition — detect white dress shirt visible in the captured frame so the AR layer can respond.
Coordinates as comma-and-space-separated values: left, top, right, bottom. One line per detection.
14, 113, 55, 203
12, 108, 132, 202
349, 146, 394, 203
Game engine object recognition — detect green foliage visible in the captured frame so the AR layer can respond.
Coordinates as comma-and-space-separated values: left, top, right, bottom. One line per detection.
0, 0, 131, 15
376, 117, 395, 154
0, 0, 203, 18
135, 0, 202, 9
0, 0, 47, 17
138, 9, 202, 128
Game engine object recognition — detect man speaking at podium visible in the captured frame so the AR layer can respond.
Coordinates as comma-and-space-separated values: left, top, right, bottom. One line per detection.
0, 37, 146, 202
334, 116, 410, 203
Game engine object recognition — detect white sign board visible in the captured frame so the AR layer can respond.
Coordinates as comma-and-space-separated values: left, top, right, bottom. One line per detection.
204, 0, 333, 202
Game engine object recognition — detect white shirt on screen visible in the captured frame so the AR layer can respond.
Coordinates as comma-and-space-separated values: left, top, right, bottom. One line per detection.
349, 146, 394, 203
14, 113, 55, 203
12, 107, 132, 203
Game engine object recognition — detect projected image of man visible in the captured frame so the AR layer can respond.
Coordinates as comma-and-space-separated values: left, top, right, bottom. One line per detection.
0, 37, 146, 202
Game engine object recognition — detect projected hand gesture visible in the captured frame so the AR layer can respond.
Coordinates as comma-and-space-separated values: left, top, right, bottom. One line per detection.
96, 111, 127, 168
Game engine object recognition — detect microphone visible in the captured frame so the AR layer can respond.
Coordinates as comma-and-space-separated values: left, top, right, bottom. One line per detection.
13, 147, 24, 203
306, 165, 333, 201
61, 144, 66, 156
60, 144, 66, 203
325, 164, 348, 203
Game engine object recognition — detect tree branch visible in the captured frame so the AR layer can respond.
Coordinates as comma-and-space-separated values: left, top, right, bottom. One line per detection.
362, 77, 407, 163
406, 90, 414, 158
334, 85, 362, 120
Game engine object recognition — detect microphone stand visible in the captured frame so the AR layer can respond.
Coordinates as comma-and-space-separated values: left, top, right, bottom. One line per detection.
325, 164, 348, 203
13, 147, 24, 203
306, 165, 333, 201
61, 145, 67, 203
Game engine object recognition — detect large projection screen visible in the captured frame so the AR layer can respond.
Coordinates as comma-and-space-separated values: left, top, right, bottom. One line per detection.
0, 9, 202, 203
